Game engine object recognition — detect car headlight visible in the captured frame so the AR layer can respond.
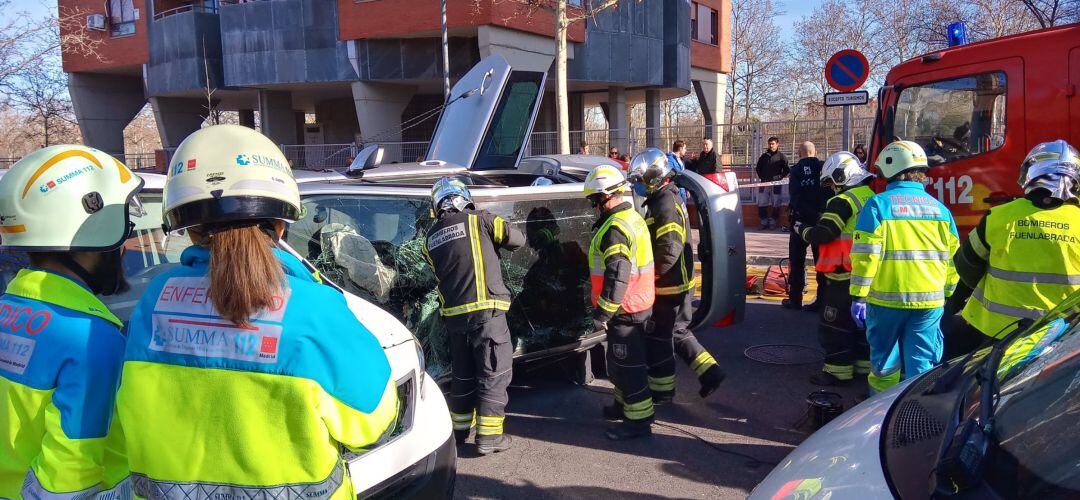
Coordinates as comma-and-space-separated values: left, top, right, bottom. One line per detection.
414, 339, 426, 397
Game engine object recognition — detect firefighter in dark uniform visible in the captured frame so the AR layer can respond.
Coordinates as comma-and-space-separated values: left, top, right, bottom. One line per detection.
795, 151, 874, 386
585, 165, 657, 440
628, 148, 725, 402
424, 177, 524, 455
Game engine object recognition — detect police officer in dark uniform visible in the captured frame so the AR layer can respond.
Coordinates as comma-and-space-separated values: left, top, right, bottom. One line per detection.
424, 177, 524, 455
629, 148, 725, 402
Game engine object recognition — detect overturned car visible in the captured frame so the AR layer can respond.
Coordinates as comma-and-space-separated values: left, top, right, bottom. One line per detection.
278, 54, 747, 378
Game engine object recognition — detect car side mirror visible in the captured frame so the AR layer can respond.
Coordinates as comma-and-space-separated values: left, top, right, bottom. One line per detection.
347, 145, 384, 176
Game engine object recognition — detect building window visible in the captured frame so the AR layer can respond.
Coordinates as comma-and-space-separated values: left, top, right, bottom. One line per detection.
691, 2, 718, 46
108, 0, 138, 37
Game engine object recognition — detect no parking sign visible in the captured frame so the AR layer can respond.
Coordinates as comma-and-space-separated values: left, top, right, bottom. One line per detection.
824, 50, 870, 92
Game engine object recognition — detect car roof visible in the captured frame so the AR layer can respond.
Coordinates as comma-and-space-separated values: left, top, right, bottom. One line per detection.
526, 154, 616, 171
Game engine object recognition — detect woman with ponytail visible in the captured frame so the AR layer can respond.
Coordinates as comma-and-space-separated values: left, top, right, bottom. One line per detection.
117, 125, 398, 499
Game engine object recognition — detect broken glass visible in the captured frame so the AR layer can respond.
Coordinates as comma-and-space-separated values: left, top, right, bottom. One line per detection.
288, 193, 597, 379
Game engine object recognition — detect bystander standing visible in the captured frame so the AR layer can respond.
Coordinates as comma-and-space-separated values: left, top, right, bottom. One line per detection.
755, 137, 789, 230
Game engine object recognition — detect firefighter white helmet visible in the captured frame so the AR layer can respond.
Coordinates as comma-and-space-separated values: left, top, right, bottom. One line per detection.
0, 145, 143, 251
583, 164, 629, 197
875, 140, 929, 179
163, 125, 302, 232
821, 151, 874, 188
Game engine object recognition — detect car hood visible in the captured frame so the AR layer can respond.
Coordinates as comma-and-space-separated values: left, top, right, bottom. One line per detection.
750, 380, 916, 500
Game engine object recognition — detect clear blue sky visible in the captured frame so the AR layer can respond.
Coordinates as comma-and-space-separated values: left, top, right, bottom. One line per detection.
775, 0, 825, 42
10, 0, 54, 17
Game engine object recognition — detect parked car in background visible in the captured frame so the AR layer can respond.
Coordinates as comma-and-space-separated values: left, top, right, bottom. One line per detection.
752, 289, 1080, 499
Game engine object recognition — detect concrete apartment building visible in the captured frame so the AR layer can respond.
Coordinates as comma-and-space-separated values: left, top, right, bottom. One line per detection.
61, 0, 731, 160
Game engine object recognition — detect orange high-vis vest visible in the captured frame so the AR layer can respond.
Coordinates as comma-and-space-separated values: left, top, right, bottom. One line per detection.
816, 186, 875, 277
588, 207, 656, 314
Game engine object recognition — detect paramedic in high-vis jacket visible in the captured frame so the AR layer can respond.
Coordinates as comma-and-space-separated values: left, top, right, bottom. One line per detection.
850, 140, 960, 394
0, 145, 142, 498
118, 125, 398, 499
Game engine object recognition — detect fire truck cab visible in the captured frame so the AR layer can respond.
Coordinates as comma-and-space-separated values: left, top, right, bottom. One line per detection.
869, 22, 1080, 230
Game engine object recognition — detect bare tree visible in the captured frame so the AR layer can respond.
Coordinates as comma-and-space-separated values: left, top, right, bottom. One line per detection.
124, 106, 162, 156
1020, 0, 1080, 27
5, 61, 80, 148
0, 2, 104, 88
726, 0, 787, 125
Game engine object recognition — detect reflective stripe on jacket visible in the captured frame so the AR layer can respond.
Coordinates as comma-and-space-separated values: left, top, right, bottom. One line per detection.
424, 210, 524, 317
814, 185, 875, 279
644, 183, 695, 295
589, 204, 656, 315
0, 269, 129, 499
119, 246, 398, 499
849, 181, 960, 309
961, 198, 1080, 338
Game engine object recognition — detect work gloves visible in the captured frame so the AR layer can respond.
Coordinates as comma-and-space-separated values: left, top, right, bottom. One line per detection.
592, 319, 609, 335
851, 299, 867, 329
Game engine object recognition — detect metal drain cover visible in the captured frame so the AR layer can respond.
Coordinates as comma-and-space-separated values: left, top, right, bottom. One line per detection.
744, 344, 825, 365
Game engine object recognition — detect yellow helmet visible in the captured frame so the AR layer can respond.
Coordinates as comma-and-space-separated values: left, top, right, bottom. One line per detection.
875, 140, 929, 179
164, 125, 302, 231
0, 145, 143, 251
583, 164, 628, 197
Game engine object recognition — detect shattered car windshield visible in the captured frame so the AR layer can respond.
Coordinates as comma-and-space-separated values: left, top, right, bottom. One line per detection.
286, 193, 596, 378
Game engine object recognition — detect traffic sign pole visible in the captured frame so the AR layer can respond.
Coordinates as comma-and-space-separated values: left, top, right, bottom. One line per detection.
842, 105, 851, 151
824, 50, 870, 153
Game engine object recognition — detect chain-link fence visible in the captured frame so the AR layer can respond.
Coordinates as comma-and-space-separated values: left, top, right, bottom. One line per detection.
117, 116, 877, 175
629, 118, 875, 164
280, 143, 356, 170
381, 141, 430, 163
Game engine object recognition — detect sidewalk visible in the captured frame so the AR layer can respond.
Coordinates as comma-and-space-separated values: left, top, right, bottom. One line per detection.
743, 228, 820, 304
744, 228, 812, 266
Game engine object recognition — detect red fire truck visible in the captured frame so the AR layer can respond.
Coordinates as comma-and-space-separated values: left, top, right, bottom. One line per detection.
868, 22, 1080, 231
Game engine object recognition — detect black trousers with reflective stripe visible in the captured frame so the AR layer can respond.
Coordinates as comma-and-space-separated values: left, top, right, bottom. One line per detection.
818, 278, 869, 371
646, 291, 710, 390
608, 312, 653, 419
447, 309, 513, 432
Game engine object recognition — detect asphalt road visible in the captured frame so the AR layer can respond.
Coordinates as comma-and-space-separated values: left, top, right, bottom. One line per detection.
453, 299, 866, 499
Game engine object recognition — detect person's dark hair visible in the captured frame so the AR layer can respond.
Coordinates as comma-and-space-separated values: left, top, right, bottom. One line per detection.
853, 144, 866, 154
672, 140, 686, 153
767, 136, 780, 143
205, 224, 285, 326
580, 140, 588, 148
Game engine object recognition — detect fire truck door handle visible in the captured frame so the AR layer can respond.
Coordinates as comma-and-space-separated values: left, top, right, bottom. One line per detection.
1068, 84, 1076, 98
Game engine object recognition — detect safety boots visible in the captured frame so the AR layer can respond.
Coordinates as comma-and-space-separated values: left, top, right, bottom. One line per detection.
698, 365, 726, 398
476, 434, 513, 455
605, 419, 653, 441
